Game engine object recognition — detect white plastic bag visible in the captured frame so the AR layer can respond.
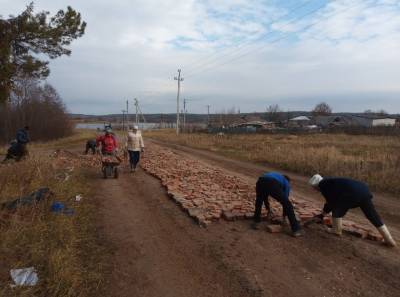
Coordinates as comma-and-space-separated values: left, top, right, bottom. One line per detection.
10, 267, 38, 286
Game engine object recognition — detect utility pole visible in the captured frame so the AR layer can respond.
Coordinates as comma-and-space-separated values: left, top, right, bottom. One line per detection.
134, 98, 139, 125
183, 98, 187, 132
207, 104, 211, 127
121, 110, 126, 131
126, 100, 129, 130
174, 69, 184, 135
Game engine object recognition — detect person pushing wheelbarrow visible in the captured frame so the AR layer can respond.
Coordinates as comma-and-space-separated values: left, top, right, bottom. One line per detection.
96, 128, 121, 178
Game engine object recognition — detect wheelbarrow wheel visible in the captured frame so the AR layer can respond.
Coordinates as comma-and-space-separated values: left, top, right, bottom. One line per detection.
106, 165, 113, 177
102, 167, 107, 179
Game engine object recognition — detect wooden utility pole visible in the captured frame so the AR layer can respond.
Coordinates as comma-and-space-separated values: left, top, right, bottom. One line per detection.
122, 110, 126, 130
134, 98, 139, 125
207, 105, 211, 127
174, 69, 184, 135
126, 100, 129, 130
183, 98, 187, 132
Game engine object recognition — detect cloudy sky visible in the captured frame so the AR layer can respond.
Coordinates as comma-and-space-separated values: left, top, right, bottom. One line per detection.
2, 0, 400, 114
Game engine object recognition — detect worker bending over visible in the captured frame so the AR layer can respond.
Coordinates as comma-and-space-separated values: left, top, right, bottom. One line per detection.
252, 172, 303, 237
309, 174, 396, 247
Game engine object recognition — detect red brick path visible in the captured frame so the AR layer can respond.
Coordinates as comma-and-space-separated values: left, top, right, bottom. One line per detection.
141, 143, 382, 242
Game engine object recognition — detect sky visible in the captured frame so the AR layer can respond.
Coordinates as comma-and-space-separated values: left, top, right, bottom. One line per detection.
1, 0, 400, 115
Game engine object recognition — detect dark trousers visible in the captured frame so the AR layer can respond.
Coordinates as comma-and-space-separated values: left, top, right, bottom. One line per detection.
4, 143, 26, 161
254, 177, 300, 232
332, 198, 383, 228
85, 144, 96, 154
128, 150, 140, 168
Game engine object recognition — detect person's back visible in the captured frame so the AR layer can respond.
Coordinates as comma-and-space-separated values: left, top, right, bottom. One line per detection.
85, 139, 97, 154
126, 130, 143, 151
16, 127, 30, 144
96, 132, 117, 154
319, 177, 371, 208
262, 172, 291, 199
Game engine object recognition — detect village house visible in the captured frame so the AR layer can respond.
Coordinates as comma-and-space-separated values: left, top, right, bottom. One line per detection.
313, 115, 397, 128
287, 116, 311, 128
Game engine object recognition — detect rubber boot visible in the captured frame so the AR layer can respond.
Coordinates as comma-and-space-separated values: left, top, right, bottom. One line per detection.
378, 225, 396, 247
327, 217, 342, 236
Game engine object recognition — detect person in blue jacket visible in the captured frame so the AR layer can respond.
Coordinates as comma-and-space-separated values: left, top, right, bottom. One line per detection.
252, 172, 303, 237
3, 126, 30, 162
309, 174, 396, 247
16, 126, 30, 145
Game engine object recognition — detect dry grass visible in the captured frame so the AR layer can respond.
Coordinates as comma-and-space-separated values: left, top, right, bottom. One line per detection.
33, 129, 100, 150
145, 130, 400, 195
0, 131, 108, 296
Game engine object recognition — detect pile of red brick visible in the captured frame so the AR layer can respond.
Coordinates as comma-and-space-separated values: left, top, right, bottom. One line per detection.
51, 149, 101, 168
141, 143, 382, 242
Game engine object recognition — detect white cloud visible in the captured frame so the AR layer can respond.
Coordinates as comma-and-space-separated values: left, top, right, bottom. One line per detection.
1, 0, 400, 114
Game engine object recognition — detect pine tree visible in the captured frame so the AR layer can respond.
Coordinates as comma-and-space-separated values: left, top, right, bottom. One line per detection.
0, 2, 86, 103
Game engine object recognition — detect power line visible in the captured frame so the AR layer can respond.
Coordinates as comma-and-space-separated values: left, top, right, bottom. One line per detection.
184, 1, 329, 78
184, 0, 317, 73
185, 1, 373, 79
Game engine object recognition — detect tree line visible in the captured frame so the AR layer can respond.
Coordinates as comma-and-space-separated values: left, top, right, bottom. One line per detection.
0, 2, 86, 143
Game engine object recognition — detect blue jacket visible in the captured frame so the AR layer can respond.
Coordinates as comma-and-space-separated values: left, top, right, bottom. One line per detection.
16, 129, 29, 144
262, 172, 290, 199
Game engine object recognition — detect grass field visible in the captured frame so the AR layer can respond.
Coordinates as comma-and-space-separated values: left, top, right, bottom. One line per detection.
145, 130, 400, 195
0, 130, 107, 297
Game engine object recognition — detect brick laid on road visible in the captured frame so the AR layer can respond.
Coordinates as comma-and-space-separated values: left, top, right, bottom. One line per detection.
141, 143, 382, 242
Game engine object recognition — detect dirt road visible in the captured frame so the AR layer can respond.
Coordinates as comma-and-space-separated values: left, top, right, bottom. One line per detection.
91, 142, 400, 297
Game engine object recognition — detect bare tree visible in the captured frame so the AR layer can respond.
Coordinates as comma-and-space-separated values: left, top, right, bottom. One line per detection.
0, 80, 72, 143
312, 102, 332, 116
364, 109, 388, 116
265, 104, 281, 122
376, 109, 388, 116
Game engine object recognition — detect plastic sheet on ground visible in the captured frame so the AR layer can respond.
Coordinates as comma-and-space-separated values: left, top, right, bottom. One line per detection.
1, 188, 52, 210
10, 267, 38, 287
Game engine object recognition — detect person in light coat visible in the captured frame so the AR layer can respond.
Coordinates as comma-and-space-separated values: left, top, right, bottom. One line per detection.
125, 125, 144, 172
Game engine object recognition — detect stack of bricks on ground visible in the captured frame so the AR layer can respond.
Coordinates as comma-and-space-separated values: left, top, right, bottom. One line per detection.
141, 143, 382, 242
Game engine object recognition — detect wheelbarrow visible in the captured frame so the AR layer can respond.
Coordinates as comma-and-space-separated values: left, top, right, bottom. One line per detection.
101, 155, 122, 179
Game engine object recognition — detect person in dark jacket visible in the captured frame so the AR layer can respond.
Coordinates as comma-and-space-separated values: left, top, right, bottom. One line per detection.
252, 172, 303, 237
309, 174, 396, 247
16, 126, 30, 145
3, 126, 30, 162
85, 139, 97, 154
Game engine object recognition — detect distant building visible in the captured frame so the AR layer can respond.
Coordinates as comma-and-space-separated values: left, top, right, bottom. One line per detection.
314, 115, 397, 128
228, 116, 275, 131
288, 116, 311, 127
371, 118, 396, 127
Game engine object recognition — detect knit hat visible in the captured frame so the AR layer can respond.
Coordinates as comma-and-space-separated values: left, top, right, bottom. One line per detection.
309, 174, 323, 187
133, 125, 139, 130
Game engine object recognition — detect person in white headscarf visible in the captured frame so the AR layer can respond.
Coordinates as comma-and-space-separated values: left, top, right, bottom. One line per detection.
125, 125, 144, 172
309, 174, 396, 247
